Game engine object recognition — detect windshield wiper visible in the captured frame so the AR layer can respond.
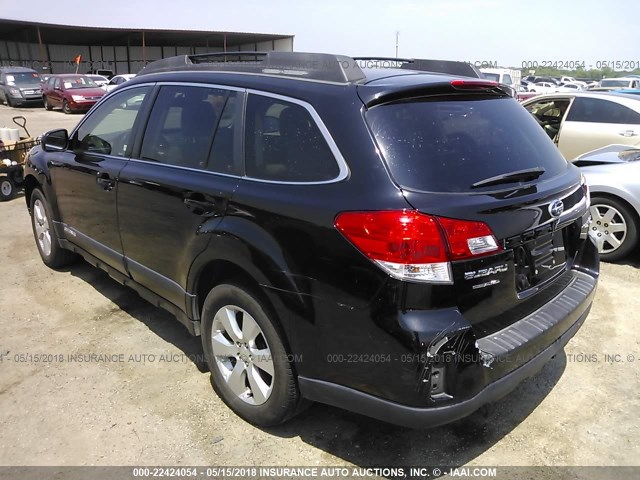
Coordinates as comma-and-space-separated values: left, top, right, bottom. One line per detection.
471, 167, 545, 189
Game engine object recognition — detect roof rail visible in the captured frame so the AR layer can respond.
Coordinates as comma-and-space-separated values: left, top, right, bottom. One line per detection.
137, 51, 366, 84
354, 56, 481, 79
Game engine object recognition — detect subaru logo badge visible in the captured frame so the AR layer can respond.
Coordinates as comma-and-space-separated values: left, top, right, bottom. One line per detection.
549, 199, 564, 217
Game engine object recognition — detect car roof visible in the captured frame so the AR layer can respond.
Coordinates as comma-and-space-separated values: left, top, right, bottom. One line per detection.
522, 91, 640, 106
50, 74, 90, 78
130, 52, 508, 107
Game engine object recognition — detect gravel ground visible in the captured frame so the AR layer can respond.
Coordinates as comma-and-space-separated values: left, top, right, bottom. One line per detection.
0, 105, 639, 473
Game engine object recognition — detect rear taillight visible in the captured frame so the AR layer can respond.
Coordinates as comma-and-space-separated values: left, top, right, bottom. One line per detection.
335, 210, 501, 284
438, 217, 500, 260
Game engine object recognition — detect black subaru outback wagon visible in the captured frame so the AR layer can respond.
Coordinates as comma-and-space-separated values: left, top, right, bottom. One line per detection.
24, 52, 599, 427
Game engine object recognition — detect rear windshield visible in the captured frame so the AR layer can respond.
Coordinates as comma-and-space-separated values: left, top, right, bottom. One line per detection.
365, 96, 568, 192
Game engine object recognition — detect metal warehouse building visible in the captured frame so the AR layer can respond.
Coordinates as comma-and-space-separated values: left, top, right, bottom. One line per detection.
0, 19, 294, 75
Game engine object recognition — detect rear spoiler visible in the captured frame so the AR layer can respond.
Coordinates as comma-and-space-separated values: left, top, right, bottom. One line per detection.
360, 79, 513, 108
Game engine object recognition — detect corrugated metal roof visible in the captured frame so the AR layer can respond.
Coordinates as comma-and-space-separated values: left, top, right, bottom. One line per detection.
0, 18, 294, 47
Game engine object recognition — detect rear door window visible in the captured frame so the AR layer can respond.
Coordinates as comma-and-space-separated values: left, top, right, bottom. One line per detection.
566, 97, 640, 124
365, 96, 568, 192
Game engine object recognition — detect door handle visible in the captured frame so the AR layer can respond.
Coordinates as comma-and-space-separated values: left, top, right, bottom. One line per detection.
96, 172, 115, 191
618, 130, 638, 137
183, 198, 218, 216
182, 191, 224, 217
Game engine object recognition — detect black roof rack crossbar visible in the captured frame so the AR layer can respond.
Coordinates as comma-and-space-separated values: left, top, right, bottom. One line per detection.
137, 51, 367, 84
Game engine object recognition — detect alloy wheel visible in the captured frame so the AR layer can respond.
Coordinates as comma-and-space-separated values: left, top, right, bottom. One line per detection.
33, 199, 52, 257
210, 305, 275, 405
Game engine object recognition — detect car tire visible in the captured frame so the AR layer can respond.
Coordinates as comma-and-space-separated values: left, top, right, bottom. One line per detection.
0, 176, 15, 201
29, 188, 78, 268
44, 96, 53, 111
590, 196, 638, 262
201, 283, 302, 426
62, 100, 71, 114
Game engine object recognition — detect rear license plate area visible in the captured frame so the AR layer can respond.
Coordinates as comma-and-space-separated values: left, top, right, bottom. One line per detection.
506, 224, 568, 293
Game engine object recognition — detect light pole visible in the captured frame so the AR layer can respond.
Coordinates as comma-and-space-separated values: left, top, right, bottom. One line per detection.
395, 31, 399, 58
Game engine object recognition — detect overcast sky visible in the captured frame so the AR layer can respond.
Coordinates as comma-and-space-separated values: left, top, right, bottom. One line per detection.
4, 0, 638, 69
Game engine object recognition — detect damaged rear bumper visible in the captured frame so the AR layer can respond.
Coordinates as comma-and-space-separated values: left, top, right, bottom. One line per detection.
298, 269, 597, 428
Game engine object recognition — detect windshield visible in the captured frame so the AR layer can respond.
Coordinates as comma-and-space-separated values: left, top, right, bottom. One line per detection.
365, 96, 568, 192
5, 72, 41, 86
63, 76, 98, 89
483, 73, 500, 82
601, 79, 631, 88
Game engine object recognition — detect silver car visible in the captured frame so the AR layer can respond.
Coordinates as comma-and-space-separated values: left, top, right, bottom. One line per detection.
576, 145, 640, 261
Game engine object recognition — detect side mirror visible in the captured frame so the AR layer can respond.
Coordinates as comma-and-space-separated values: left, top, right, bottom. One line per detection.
42, 129, 69, 152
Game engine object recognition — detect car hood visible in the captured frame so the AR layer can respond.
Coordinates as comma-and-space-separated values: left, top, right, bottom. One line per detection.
574, 144, 640, 166
66, 87, 105, 97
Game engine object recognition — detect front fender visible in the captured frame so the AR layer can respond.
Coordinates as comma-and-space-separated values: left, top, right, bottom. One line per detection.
24, 147, 66, 233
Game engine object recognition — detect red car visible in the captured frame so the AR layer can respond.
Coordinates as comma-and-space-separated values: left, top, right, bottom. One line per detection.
42, 74, 106, 113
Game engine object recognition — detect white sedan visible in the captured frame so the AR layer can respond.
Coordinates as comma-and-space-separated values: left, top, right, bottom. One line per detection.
86, 74, 109, 88
523, 92, 640, 160
527, 82, 557, 94
556, 82, 584, 92
104, 74, 136, 92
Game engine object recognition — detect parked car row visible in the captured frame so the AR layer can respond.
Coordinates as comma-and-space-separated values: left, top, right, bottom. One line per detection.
521, 76, 640, 94
0, 66, 135, 113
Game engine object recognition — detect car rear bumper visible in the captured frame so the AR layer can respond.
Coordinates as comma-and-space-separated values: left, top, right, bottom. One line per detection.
299, 268, 597, 428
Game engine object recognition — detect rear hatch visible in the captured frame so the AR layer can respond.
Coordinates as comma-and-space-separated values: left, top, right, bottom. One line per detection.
361, 81, 589, 335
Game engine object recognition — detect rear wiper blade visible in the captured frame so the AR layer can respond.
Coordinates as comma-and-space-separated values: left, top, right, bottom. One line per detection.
471, 167, 545, 189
